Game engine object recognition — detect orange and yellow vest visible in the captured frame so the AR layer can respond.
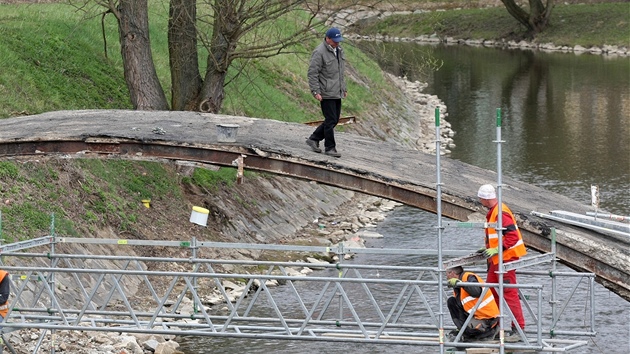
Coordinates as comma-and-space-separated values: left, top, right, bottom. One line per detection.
485, 203, 527, 265
455, 272, 500, 320
0, 270, 8, 318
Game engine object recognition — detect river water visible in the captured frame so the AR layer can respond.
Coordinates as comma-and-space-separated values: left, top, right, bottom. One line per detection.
360, 42, 630, 216
178, 46, 629, 352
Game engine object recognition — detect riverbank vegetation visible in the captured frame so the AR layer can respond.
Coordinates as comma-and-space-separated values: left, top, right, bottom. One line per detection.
0, 0, 626, 239
350, 2, 629, 47
0, 1, 402, 241
0, 2, 391, 121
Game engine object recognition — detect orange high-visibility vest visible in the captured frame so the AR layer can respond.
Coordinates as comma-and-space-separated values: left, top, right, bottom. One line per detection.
0, 270, 8, 319
455, 272, 500, 320
485, 203, 527, 265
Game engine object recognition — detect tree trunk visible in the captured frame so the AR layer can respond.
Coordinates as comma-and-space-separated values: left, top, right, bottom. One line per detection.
198, 68, 228, 113
500, 0, 533, 30
195, 0, 239, 113
168, 0, 202, 111
500, 0, 553, 35
117, 0, 169, 110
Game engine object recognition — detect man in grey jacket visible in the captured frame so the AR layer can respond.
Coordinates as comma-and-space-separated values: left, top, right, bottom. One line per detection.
306, 27, 347, 158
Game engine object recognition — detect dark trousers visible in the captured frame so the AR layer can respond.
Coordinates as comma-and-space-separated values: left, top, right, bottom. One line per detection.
309, 99, 341, 151
447, 297, 498, 340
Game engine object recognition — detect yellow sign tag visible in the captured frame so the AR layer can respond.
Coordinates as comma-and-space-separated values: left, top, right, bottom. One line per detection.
117, 240, 128, 245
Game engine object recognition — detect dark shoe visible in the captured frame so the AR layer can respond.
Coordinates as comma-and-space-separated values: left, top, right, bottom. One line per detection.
504, 330, 522, 343
494, 328, 522, 342
477, 327, 498, 342
447, 330, 468, 342
305, 139, 321, 153
324, 148, 341, 158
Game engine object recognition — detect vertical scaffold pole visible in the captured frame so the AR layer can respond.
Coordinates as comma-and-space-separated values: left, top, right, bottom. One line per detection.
192, 237, 198, 314
50, 213, 56, 354
495, 109, 506, 354
337, 242, 344, 326
550, 228, 558, 336
434, 107, 445, 354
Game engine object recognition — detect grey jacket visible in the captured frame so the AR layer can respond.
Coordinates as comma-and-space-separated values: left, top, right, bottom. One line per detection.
307, 41, 347, 99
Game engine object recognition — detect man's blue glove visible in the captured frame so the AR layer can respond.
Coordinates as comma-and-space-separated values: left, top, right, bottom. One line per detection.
483, 247, 499, 259
447, 278, 460, 288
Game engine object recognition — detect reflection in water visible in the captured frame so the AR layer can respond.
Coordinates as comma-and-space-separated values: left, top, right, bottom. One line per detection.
356, 42, 630, 215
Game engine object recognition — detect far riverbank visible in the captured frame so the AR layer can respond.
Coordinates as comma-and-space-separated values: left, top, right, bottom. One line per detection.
326, 2, 629, 55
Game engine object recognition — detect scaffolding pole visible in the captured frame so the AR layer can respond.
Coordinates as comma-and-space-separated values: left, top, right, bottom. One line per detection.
434, 107, 445, 353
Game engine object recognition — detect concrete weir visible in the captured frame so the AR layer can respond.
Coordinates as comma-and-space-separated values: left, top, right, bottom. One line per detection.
0, 109, 627, 301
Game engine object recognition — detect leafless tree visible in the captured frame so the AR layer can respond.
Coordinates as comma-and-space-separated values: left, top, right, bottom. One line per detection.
178, 0, 327, 112
500, 0, 554, 36
92, 0, 361, 113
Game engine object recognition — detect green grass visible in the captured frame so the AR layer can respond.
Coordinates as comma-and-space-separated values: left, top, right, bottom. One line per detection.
1, 159, 189, 237
353, 3, 630, 47
0, 161, 78, 241
0, 2, 393, 124
187, 167, 254, 192
536, 4, 630, 46
0, 4, 131, 117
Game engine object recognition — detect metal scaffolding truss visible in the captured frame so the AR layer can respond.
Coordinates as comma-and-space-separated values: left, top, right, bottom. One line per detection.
0, 236, 595, 353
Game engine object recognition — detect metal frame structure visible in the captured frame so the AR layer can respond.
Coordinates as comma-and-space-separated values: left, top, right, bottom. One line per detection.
432, 108, 596, 353
0, 234, 596, 354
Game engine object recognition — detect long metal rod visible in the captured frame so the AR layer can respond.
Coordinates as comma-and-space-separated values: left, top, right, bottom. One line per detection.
434, 107, 445, 354
531, 211, 630, 238
49, 217, 56, 354
551, 228, 558, 336
3, 248, 470, 260
496, 108, 506, 354
585, 211, 629, 222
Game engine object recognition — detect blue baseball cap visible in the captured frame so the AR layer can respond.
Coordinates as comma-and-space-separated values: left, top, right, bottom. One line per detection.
325, 27, 343, 42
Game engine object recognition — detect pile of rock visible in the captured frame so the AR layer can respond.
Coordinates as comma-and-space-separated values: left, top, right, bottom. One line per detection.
4, 329, 182, 354
353, 35, 629, 57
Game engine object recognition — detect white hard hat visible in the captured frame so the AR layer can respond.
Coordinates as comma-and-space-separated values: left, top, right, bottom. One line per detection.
477, 184, 496, 199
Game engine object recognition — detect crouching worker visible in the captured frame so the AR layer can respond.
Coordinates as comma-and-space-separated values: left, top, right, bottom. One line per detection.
446, 266, 499, 341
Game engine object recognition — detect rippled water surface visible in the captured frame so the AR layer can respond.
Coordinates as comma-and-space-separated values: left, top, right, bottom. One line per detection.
357, 42, 630, 215
179, 207, 629, 353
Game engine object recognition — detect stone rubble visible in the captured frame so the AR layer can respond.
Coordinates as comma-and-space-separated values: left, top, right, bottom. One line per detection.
2, 197, 402, 354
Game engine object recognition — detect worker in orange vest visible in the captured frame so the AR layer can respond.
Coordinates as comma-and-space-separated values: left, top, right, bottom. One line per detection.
476, 184, 527, 336
0, 270, 9, 322
446, 266, 499, 342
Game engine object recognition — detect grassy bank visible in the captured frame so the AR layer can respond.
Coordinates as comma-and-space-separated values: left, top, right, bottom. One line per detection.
0, 2, 391, 121
351, 2, 630, 47
0, 2, 398, 239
